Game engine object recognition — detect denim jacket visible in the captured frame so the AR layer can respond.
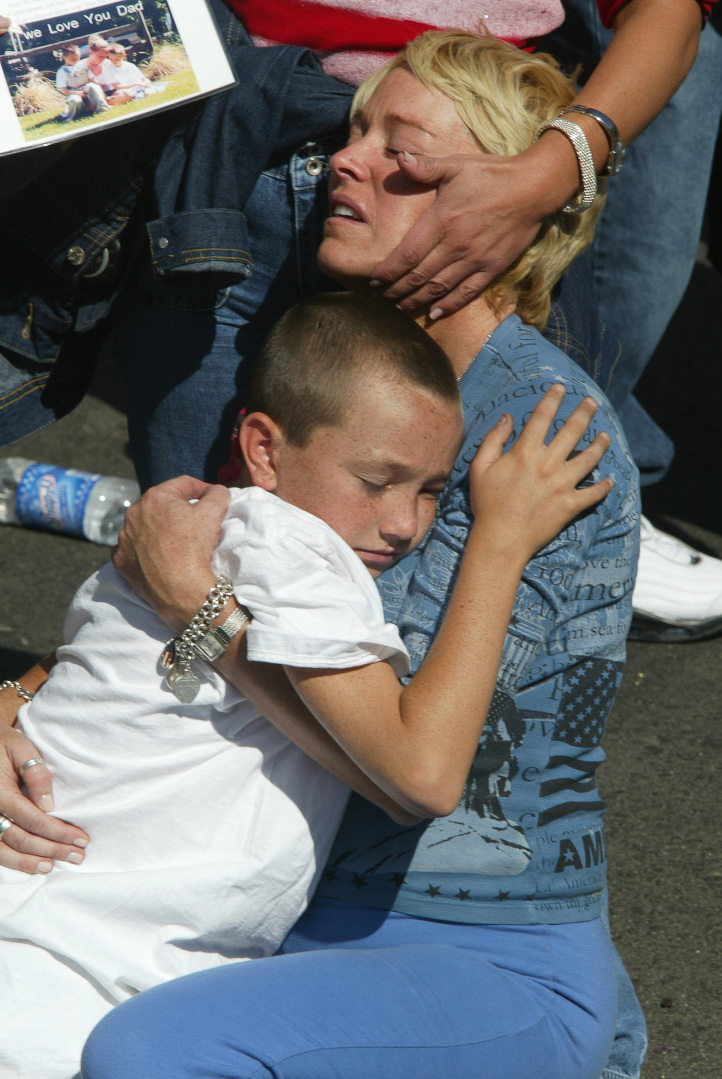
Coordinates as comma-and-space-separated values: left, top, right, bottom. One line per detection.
0, 0, 351, 447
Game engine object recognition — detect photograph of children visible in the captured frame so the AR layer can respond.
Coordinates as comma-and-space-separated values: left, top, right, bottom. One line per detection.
55, 40, 109, 120
1, 2, 198, 142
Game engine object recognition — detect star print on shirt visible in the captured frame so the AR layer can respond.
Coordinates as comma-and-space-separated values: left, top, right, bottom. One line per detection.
425, 884, 441, 897
553, 658, 622, 749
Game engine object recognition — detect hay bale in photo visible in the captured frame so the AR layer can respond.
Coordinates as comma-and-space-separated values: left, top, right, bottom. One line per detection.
141, 41, 190, 80
12, 75, 65, 116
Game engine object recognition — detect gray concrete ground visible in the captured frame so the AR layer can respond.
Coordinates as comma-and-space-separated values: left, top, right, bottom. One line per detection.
1, 248, 720, 1077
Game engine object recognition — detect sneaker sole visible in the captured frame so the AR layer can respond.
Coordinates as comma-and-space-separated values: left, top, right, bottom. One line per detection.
629, 611, 722, 643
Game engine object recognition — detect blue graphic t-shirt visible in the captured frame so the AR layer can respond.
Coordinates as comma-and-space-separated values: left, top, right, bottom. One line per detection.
317, 314, 641, 925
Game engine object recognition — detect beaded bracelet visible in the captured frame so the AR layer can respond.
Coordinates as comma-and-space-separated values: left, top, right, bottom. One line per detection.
534, 117, 597, 214
0, 680, 35, 702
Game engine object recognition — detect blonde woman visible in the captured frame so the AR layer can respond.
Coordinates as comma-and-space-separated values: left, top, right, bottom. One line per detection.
83, 33, 638, 1079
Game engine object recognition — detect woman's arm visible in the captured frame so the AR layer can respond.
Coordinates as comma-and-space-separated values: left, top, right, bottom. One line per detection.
0, 656, 55, 725
372, 0, 703, 316
0, 656, 90, 873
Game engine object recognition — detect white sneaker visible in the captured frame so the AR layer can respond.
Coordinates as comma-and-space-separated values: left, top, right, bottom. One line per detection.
631, 516, 722, 642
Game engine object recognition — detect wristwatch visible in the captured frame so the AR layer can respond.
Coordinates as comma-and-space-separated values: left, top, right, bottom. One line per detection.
562, 106, 625, 176
193, 604, 251, 662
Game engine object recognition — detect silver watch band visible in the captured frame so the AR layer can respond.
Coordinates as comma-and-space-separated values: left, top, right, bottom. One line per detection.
561, 106, 625, 176
194, 605, 251, 662
534, 117, 597, 214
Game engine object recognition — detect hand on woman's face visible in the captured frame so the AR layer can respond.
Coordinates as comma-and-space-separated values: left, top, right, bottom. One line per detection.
318, 68, 480, 288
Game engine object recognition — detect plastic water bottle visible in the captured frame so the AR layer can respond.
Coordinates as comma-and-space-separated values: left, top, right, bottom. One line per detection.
0, 457, 140, 545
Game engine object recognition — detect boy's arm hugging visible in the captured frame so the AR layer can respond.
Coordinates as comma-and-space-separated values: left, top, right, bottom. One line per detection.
116, 390, 612, 819
282, 388, 613, 817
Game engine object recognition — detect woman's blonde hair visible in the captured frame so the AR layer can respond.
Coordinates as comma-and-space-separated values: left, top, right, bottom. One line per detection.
352, 31, 606, 329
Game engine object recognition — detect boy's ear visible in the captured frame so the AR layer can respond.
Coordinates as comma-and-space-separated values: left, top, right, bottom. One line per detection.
239, 413, 283, 491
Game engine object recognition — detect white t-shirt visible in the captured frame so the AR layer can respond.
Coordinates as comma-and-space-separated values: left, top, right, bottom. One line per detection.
106, 59, 151, 89
0, 488, 408, 1079
55, 62, 89, 91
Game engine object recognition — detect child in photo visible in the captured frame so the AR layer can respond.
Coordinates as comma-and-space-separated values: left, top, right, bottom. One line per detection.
55, 43, 108, 120
0, 293, 609, 1078
105, 43, 153, 104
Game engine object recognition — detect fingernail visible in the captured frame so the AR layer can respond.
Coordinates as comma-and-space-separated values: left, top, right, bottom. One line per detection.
73, 837, 89, 848
36, 860, 53, 874
39, 794, 54, 812
429, 308, 444, 321
368, 279, 382, 291
401, 150, 416, 164
65, 851, 84, 864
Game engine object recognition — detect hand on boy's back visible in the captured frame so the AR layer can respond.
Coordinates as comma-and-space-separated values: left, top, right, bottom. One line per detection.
466, 387, 613, 561
0, 724, 89, 874
113, 477, 230, 630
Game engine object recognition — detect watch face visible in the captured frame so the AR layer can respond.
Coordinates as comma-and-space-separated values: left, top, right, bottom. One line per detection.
195, 633, 224, 662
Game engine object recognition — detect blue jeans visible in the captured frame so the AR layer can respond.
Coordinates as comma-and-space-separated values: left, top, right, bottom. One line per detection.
544, 3, 722, 483
117, 142, 338, 489
81, 899, 617, 1079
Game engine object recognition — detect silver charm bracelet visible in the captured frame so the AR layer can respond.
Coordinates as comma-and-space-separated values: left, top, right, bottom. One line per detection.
162, 576, 234, 703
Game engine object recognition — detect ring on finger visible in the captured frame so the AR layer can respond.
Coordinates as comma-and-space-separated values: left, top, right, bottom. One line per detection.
0, 814, 13, 840
19, 757, 45, 779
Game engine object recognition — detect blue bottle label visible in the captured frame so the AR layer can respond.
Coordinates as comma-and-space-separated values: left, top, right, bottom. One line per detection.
15, 463, 99, 536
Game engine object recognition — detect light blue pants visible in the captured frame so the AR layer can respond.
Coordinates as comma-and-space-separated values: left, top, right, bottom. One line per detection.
81, 898, 618, 1079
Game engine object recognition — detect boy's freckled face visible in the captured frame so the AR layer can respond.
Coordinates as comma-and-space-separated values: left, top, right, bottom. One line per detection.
272, 378, 463, 576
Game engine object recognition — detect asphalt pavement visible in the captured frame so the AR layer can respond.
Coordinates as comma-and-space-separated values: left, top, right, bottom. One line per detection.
1, 245, 720, 1078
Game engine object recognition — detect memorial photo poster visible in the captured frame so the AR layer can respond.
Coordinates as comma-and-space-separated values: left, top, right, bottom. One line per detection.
0, 1, 235, 155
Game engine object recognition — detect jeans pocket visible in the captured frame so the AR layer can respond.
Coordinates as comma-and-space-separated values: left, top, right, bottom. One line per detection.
0, 300, 72, 364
